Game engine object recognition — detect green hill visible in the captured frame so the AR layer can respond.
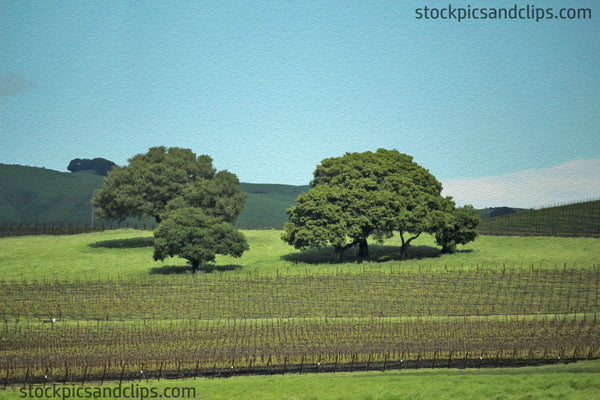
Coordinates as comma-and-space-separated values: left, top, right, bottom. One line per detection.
478, 206, 529, 219
238, 183, 309, 228
0, 164, 103, 225
3, 164, 598, 237
0, 164, 307, 230
478, 199, 600, 237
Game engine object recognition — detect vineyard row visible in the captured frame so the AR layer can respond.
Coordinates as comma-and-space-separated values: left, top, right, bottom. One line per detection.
2, 314, 599, 386
2, 268, 599, 321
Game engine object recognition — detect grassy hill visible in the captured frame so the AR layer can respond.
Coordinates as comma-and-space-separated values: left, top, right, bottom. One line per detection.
0, 164, 104, 225
0, 164, 307, 230
237, 183, 309, 228
479, 199, 600, 237
478, 206, 529, 219
3, 164, 598, 237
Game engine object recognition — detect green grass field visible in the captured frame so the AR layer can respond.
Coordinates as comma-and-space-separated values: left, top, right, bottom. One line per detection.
1, 229, 598, 280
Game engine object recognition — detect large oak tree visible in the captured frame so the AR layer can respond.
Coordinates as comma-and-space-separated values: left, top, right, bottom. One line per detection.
282, 149, 479, 260
91, 146, 244, 223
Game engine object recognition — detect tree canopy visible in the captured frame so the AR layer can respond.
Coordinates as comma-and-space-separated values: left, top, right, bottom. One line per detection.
434, 205, 480, 253
91, 146, 244, 223
282, 149, 479, 260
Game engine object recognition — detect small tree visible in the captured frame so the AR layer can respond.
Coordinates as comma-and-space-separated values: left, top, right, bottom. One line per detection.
153, 206, 248, 273
68, 158, 116, 176
282, 185, 358, 261
434, 205, 480, 253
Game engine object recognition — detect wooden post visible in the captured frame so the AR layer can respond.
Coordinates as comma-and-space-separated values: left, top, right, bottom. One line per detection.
334, 355, 338, 374
119, 363, 125, 386
266, 356, 271, 375
81, 364, 87, 386
23, 367, 29, 388
101, 364, 107, 386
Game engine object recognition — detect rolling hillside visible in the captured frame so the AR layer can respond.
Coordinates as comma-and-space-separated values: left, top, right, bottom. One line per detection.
2, 164, 598, 237
0, 164, 104, 225
0, 164, 307, 229
479, 199, 600, 237
236, 183, 309, 228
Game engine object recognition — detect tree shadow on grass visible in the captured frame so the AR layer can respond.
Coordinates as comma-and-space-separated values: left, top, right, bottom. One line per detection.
149, 264, 242, 275
282, 244, 442, 265
89, 237, 154, 249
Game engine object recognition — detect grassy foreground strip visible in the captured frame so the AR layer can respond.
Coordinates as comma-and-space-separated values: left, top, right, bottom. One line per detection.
3, 361, 600, 400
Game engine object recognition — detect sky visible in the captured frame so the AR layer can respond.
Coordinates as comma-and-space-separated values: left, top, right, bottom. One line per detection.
1, 1, 599, 208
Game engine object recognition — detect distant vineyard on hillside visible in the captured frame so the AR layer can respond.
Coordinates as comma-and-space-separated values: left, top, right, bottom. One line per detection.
479, 199, 600, 237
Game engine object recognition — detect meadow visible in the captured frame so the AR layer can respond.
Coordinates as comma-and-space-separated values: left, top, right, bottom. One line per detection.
1, 229, 598, 280
1, 229, 599, 399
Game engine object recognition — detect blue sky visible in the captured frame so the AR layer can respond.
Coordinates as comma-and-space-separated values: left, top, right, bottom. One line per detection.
1, 1, 598, 207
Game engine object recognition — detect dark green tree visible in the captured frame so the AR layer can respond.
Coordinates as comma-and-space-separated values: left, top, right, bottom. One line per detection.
282, 185, 358, 261
92, 146, 248, 273
68, 158, 116, 176
153, 206, 249, 273
434, 205, 480, 253
282, 149, 477, 260
91, 146, 244, 223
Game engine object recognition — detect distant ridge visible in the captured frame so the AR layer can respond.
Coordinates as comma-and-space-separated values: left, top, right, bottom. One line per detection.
237, 183, 309, 229
1, 164, 598, 236
0, 164, 307, 229
478, 199, 600, 237
0, 164, 104, 226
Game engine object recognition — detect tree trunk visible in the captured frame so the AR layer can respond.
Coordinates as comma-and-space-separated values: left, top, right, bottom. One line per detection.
399, 231, 420, 260
334, 246, 343, 262
191, 260, 199, 274
358, 238, 369, 258
400, 244, 409, 260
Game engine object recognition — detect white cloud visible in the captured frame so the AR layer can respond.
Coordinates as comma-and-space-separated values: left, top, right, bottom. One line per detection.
442, 159, 600, 209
